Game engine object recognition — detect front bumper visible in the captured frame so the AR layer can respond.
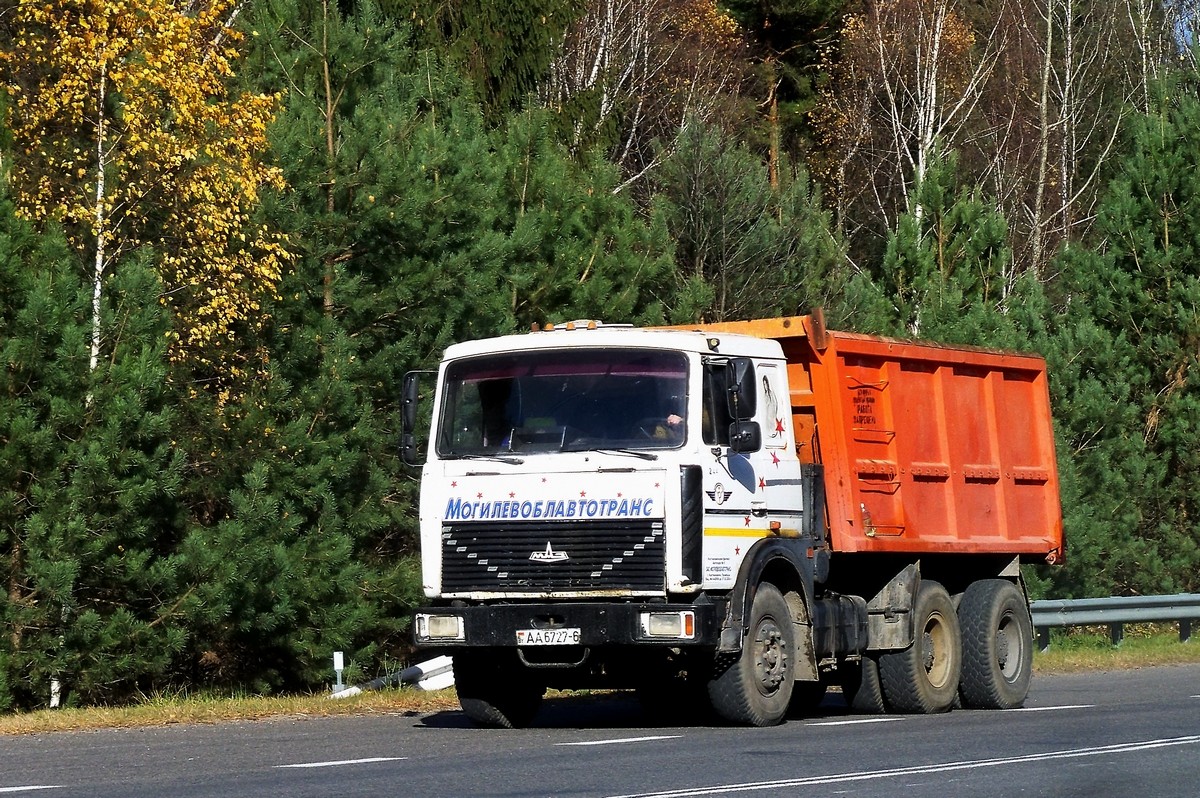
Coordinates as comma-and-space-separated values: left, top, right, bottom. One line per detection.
413, 601, 722, 648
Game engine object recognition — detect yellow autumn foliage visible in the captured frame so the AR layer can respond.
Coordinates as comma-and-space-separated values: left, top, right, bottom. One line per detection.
5, 0, 289, 395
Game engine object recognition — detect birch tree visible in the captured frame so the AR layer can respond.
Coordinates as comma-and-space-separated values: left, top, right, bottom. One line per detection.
971, 0, 1130, 279
6, 0, 287, 395
812, 0, 1001, 248
542, 0, 746, 187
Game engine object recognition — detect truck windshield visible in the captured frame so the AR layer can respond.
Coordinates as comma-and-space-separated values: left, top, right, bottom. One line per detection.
437, 348, 689, 455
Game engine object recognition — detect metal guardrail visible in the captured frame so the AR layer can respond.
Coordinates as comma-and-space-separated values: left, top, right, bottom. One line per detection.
1029, 593, 1200, 651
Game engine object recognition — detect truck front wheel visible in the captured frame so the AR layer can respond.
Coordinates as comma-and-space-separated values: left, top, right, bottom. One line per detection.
709, 582, 795, 726
958, 579, 1033, 709
453, 651, 545, 729
879, 580, 962, 713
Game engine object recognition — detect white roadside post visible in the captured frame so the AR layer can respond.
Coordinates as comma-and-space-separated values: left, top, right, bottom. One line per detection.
333, 651, 345, 693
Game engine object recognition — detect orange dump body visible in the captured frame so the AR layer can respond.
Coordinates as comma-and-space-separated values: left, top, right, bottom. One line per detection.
688, 315, 1063, 560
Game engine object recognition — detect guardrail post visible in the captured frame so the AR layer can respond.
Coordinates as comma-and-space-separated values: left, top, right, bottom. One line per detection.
1182, 620, 1192, 643
1109, 623, 1124, 646
1037, 626, 1051, 653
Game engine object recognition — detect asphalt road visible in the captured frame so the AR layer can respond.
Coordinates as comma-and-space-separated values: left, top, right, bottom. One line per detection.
2, 664, 1198, 798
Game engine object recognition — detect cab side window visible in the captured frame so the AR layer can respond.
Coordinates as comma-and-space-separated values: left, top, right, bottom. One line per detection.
702, 363, 734, 446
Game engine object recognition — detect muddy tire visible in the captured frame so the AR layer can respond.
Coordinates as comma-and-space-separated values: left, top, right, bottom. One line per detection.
709, 582, 795, 726
840, 655, 888, 714
453, 652, 545, 728
879, 580, 962, 713
958, 579, 1033, 709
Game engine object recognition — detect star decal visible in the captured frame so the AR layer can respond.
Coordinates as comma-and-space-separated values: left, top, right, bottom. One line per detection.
476, 492, 484, 499
509, 491, 516, 499
758, 477, 767, 491
734, 546, 741, 555
744, 516, 752, 527
580, 490, 587, 498
775, 418, 786, 434
771, 452, 781, 467
451, 481, 458, 488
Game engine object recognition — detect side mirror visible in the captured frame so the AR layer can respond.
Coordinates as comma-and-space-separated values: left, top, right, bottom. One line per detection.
401, 371, 433, 466
728, 420, 762, 453
726, 357, 757, 420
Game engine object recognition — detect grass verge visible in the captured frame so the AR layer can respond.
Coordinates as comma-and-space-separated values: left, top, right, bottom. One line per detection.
2, 627, 1197, 736
1032, 626, 1200, 673
0, 688, 461, 737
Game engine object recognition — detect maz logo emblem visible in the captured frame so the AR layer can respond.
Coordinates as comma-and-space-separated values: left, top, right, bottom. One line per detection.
529, 542, 570, 563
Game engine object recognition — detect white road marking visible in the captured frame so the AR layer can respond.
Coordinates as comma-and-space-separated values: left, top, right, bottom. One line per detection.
557, 735, 682, 747
0, 788, 61, 794
1011, 704, 1094, 712
603, 735, 1200, 798
806, 717, 903, 727
276, 757, 407, 769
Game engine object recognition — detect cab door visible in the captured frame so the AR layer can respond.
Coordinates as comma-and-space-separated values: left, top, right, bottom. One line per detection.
698, 357, 799, 588
755, 362, 806, 533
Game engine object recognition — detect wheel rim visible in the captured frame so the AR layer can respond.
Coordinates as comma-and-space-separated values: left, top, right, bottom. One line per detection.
995, 611, 1021, 681
921, 611, 953, 689
753, 616, 789, 695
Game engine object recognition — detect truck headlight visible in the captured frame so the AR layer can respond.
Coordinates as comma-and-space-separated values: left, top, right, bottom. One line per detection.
416, 613, 465, 642
640, 610, 695, 640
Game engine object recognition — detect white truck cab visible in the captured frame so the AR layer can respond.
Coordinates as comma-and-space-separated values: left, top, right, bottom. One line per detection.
410, 323, 806, 600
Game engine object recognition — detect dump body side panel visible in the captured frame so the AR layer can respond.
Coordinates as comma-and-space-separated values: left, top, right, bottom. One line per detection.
672, 316, 1063, 560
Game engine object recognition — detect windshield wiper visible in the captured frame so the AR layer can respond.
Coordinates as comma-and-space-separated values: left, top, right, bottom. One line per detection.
590, 448, 658, 461
443, 453, 525, 465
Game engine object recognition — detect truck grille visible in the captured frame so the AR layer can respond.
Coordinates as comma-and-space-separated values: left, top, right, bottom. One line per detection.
441, 519, 665, 593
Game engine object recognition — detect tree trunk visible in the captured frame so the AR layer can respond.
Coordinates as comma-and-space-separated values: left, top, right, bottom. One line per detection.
322, 0, 337, 317
8, 535, 22, 652
1030, 0, 1054, 275
89, 66, 109, 380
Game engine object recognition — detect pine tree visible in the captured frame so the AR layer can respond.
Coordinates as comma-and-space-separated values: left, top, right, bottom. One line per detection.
650, 120, 849, 324
876, 151, 1027, 345
1, 188, 188, 708
1043, 68, 1200, 597
397, 0, 582, 124
488, 109, 676, 327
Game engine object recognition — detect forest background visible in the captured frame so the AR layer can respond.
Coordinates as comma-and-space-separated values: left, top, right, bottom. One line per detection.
2, 0, 1200, 711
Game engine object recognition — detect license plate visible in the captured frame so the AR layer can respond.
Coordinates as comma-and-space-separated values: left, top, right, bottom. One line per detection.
516, 627, 581, 646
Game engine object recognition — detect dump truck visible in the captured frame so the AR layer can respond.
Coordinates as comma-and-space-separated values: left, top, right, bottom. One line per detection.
403, 312, 1063, 727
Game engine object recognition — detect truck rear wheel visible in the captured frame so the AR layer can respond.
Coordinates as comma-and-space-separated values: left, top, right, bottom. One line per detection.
879, 581, 961, 713
453, 652, 545, 729
708, 582, 795, 726
958, 579, 1033, 709
840, 655, 888, 714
